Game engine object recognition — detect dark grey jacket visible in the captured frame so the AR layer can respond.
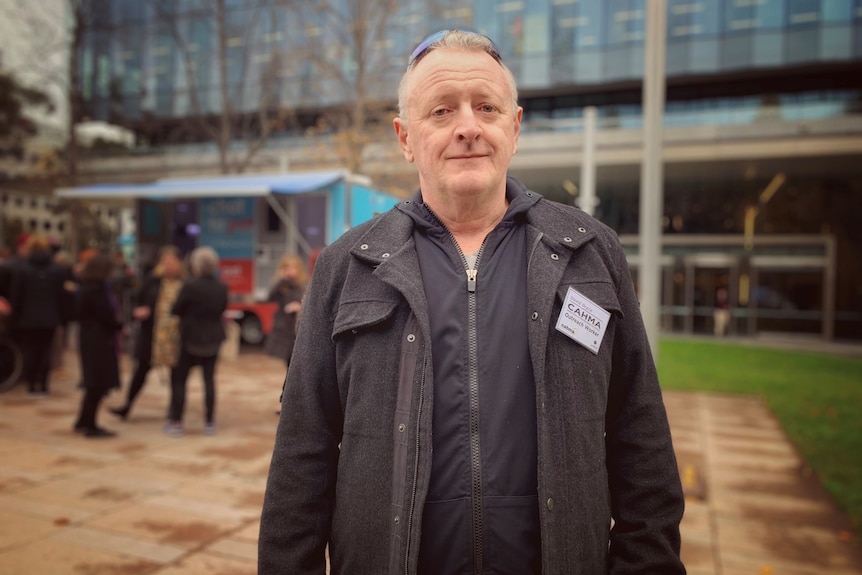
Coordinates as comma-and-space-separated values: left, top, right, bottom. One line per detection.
171, 275, 228, 357
259, 180, 685, 574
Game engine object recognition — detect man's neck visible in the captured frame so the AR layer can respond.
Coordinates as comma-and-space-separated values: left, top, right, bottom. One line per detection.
424, 192, 509, 255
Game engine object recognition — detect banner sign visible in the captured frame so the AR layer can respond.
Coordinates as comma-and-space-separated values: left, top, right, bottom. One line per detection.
198, 197, 256, 294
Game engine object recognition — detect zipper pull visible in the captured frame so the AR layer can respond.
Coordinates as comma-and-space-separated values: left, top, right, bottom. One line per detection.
466, 268, 477, 293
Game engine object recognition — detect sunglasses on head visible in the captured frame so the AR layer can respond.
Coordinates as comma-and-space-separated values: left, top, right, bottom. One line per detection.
408, 29, 502, 68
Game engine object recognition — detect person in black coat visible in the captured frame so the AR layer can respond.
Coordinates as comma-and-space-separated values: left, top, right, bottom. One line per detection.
165, 246, 228, 437
264, 254, 308, 367
73, 252, 123, 438
0, 249, 12, 316
109, 246, 185, 420
8, 235, 71, 394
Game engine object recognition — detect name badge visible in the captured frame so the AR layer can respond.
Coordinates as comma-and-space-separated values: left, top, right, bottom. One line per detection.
555, 287, 611, 355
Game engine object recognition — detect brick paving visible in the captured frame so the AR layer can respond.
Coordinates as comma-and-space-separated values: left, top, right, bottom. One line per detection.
0, 349, 859, 574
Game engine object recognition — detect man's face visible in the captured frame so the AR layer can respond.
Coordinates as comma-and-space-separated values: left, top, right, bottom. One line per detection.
394, 48, 522, 202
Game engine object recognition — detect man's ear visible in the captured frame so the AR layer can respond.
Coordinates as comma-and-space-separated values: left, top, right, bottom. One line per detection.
512, 106, 523, 156
393, 117, 414, 163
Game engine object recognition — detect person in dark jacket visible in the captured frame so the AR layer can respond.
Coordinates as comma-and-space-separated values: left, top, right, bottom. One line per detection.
73, 252, 123, 438
165, 246, 228, 437
258, 31, 685, 575
264, 254, 308, 367
0, 247, 13, 316
109, 246, 185, 420
8, 235, 71, 395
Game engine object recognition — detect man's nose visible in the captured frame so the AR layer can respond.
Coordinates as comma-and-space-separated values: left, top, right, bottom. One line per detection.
455, 107, 481, 141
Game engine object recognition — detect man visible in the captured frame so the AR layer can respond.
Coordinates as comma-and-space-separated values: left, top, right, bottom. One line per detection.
259, 30, 685, 574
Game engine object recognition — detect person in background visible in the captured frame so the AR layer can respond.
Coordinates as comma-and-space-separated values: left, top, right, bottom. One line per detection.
74, 251, 123, 438
0, 246, 12, 316
110, 250, 137, 336
13, 232, 30, 262
50, 250, 77, 376
259, 30, 684, 574
264, 254, 308, 368
110, 246, 185, 421
714, 286, 730, 337
8, 235, 71, 395
166, 246, 228, 437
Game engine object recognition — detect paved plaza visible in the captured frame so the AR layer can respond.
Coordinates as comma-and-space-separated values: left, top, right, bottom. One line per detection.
0, 347, 860, 574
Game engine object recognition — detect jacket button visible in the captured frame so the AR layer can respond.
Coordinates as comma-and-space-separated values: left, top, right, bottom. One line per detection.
406, 333, 416, 342
551, 254, 559, 261
394, 515, 400, 524
546, 498, 554, 511
382, 253, 390, 258
531, 312, 538, 321
360, 243, 369, 250
578, 227, 587, 233
563, 236, 572, 243
398, 423, 405, 432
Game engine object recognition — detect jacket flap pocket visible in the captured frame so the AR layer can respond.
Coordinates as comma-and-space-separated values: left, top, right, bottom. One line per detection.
557, 281, 623, 319
332, 299, 398, 338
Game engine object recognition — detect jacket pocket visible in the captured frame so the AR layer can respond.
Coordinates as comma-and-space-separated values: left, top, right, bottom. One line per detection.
332, 299, 398, 340
548, 281, 623, 421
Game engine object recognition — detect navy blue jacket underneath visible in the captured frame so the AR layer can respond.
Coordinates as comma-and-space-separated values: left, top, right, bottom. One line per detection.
405, 186, 541, 575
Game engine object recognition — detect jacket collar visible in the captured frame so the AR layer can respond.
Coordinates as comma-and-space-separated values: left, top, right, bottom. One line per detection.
524, 193, 597, 253
348, 175, 598, 265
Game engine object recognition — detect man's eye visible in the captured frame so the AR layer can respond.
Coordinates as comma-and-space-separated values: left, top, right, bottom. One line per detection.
432, 108, 449, 116
480, 104, 496, 113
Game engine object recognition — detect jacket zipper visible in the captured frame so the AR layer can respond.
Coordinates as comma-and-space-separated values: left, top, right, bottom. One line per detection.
465, 240, 486, 574
422, 204, 488, 574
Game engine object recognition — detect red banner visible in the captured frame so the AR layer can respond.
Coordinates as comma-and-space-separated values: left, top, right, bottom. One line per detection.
219, 259, 254, 295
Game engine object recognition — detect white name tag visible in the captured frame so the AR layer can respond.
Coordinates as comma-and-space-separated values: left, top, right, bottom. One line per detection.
555, 287, 611, 355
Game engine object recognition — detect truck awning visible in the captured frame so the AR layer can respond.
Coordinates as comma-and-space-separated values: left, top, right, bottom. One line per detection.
55, 170, 370, 199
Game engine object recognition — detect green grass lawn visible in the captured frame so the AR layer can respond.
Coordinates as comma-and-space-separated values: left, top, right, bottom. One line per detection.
658, 338, 862, 533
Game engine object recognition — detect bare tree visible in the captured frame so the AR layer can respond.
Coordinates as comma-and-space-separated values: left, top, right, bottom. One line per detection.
0, 68, 52, 161
0, 0, 88, 253
148, 0, 297, 174
289, 0, 402, 174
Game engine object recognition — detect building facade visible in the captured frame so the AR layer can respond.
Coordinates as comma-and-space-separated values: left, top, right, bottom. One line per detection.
74, 0, 862, 340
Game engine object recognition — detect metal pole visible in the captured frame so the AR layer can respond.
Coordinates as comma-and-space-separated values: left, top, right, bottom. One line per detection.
578, 106, 598, 216
638, 0, 667, 362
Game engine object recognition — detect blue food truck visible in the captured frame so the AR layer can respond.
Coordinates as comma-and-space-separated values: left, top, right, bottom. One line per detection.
56, 170, 400, 343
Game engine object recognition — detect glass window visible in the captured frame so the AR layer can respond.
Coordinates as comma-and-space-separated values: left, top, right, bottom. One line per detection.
724, 0, 756, 32
668, 1, 718, 38
495, 1, 526, 58
755, 0, 786, 28
551, 0, 578, 53
578, 0, 605, 48
786, 27, 821, 62
789, 0, 822, 25
522, 0, 550, 55
607, 0, 646, 45
821, 0, 852, 21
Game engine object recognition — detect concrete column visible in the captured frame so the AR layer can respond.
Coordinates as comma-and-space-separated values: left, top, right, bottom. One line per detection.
578, 106, 598, 216
638, 0, 667, 361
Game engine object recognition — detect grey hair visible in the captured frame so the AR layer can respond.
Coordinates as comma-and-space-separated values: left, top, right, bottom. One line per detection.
189, 246, 220, 277
397, 30, 519, 122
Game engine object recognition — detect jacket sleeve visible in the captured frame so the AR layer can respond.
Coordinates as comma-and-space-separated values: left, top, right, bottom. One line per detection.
258, 250, 342, 574
604, 237, 685, 574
